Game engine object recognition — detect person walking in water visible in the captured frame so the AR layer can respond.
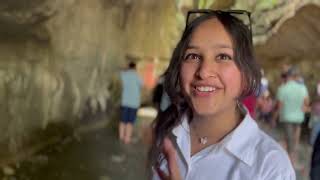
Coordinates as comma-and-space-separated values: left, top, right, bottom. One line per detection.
119, 61, 142, 144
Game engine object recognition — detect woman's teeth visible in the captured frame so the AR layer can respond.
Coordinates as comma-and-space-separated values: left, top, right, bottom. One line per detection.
196, 86, 216, 92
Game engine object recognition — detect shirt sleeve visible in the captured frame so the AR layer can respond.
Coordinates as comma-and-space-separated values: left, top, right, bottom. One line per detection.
136, 73, 142, 87
302, 85, 309, 98
266, 171, 296, 180
261, 150, 296, 180
139, 76, 143, 87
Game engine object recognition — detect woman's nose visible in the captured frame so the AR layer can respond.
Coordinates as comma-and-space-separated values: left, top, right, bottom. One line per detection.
196, 60, 217, 79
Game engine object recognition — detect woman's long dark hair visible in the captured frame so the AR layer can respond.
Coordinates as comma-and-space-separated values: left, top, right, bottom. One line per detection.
148, 11, 261, 173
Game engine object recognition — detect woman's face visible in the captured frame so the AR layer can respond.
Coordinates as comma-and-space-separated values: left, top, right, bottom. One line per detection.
180, 18, 242, 117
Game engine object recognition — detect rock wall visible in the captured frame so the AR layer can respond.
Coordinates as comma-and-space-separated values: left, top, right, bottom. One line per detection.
0, 0, 126, 152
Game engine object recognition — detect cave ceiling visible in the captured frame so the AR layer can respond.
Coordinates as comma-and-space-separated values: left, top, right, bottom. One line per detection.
255, 4, 320, 67
0, 0, 319, 64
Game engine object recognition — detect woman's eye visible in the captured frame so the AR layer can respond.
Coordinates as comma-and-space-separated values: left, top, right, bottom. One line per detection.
184, 53, 201, 61
216, 54, 232, 61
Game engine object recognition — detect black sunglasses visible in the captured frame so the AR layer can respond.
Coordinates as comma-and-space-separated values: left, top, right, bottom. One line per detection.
186, 9, 252, 38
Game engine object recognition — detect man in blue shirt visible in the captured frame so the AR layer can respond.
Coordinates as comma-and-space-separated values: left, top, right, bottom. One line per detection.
119, 61, 142, 144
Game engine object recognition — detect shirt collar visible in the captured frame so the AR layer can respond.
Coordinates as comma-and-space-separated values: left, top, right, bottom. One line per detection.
172, 114, 188, 137
225, 113, 259, 166
172, 112, 260, 166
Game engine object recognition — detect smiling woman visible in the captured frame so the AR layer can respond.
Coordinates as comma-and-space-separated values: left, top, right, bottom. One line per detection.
148, 10, 295, 180
180, 18, 241, 118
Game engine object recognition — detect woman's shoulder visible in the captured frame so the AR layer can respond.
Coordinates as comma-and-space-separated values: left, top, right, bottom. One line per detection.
253, 129, 295, 179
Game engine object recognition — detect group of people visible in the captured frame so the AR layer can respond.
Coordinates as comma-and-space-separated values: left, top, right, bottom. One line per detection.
274, 65, 320, 179
241, 71, 274, 125
242, 65, 308, 164
242, 62, 320, 178
117, 8, 320, 180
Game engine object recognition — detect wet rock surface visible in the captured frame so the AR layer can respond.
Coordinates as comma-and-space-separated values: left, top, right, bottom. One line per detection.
3, 127, 148, 180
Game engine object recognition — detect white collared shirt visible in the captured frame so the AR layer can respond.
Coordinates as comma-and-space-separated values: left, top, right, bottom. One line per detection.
153, 113, 296, 180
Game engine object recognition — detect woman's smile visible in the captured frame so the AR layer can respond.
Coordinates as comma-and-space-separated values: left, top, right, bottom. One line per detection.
192, 83, 221, 97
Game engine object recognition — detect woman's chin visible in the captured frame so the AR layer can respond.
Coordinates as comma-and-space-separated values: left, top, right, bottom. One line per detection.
193, 108, 216, 117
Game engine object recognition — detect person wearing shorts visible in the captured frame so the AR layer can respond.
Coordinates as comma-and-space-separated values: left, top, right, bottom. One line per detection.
121, 106, 138, 124
276, 66, 309, 167
119, 61, 142, 144
278, 122, 302, 159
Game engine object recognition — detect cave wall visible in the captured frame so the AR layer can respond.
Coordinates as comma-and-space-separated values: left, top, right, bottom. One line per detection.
0, 0, 126, 152
0, 0, 182, 154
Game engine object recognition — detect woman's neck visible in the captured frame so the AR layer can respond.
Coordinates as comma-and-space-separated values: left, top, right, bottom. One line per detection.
190, 106, 242, 147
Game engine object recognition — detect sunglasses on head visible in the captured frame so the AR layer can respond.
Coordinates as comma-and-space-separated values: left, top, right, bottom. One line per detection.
186, 9, 252, 39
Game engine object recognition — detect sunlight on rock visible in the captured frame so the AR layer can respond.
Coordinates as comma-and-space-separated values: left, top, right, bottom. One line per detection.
2, 166, 15, 176
137, 107, 158, 119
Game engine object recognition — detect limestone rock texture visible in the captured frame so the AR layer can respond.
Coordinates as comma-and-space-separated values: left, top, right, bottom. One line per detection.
0, 0, 126, 152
